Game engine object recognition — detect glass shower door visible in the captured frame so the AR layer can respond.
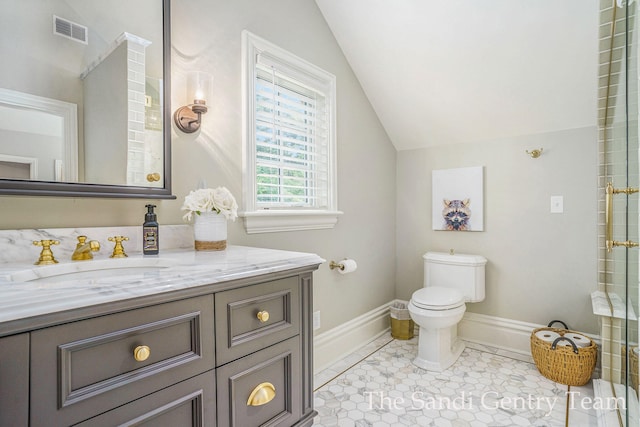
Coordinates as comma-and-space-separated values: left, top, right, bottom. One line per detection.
599, 0, 639, 425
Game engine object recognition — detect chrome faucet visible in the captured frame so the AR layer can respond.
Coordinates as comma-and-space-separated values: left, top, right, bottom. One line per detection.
72, 236, 100, 261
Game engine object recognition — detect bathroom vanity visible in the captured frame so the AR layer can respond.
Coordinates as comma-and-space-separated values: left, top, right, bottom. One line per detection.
0, 232, 322, 427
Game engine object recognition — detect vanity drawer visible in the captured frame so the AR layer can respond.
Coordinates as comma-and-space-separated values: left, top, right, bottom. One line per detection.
30, 295, 215, 427
216, 336, 301, 427
215, 276, 300, 365
75, 370, 216, 427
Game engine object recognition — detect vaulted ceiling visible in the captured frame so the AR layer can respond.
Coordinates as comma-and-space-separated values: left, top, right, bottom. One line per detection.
315, 0, 599, 150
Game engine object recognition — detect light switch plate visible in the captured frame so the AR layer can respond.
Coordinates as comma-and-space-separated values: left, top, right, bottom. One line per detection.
550, 196, 563, 213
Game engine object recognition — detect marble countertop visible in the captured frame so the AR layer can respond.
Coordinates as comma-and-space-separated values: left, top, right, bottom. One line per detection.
0, 245, 324, 330
591, 290, 637, 320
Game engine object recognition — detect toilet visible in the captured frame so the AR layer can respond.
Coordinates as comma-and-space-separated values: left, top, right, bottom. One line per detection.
408, 251, 487, 371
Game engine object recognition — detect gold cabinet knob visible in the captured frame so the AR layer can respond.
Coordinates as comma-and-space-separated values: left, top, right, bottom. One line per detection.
146, 172, 161, 182
257, 311, 270, 323
133, 345, 151, 362
247, 382, 276, 406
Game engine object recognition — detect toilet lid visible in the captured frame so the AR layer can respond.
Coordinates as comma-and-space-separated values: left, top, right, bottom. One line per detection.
411, 287, 465, 310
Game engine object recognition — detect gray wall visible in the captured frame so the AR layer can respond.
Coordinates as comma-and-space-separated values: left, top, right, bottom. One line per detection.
0, 129, 62, 182
83, 42, 128, 185
0, 0, 397, 334
396, 127, 599, 334
0, 0, 599, 338
170, 0, 397, 333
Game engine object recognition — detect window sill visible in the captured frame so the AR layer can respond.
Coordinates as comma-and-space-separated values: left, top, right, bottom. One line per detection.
240, 210, 343, 234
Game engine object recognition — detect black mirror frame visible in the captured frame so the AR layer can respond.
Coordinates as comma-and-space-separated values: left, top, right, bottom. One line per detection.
0, 0, 175, 199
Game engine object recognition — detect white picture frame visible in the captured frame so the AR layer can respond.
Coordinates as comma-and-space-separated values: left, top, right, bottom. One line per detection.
432, 166, 484, 231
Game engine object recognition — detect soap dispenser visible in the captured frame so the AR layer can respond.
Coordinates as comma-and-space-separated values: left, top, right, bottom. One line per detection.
143, 204, 159, 255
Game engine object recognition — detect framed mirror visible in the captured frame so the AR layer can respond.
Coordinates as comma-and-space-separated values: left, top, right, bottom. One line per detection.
0, 0, 174, 198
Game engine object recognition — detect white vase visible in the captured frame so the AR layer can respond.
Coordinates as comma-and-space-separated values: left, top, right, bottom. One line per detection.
193, 212, 227, 251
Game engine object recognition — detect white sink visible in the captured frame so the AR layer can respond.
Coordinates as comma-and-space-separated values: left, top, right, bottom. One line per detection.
8, 258, 178, 283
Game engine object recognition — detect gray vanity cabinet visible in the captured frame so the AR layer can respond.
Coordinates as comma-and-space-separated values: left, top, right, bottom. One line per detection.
215, 276, 300, 365
0, 333, 29, 427
75, 371, 216, 426
30, 295, 215, 426
0, 268, 317, 427
216, 337, 302, 427
215, 276, 304, 426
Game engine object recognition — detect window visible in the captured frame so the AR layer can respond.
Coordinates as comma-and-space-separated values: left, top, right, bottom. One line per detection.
241, 31, 340, 233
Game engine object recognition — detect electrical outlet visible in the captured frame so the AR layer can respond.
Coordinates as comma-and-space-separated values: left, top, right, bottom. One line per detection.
313, 311, 321, 330
550, 196, 563, 213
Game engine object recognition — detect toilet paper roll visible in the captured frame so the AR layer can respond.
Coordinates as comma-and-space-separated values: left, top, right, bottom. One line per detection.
535, 330, 561, 343
563, 332, 591, 348
337, 259, 357, 275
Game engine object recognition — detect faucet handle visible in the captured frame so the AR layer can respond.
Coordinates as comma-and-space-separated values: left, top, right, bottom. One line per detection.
108, 236, 129, 258
33, 240, 60, 265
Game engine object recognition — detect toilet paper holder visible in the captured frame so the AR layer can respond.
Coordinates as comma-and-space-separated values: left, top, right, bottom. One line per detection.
329, 260, 346, 270
329, 258, 358, 274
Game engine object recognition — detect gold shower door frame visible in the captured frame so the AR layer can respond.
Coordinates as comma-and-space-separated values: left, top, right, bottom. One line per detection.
599, 1, 640, 425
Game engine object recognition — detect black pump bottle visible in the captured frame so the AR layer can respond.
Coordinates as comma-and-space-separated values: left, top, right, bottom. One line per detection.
143, 204, 159, 255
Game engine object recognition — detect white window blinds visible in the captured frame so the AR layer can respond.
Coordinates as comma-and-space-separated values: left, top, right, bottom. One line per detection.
254, 57, 329, 209
242, 31, 339, 233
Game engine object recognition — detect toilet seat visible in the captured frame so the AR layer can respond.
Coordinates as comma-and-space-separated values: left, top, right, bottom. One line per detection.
411, 287, 465, 310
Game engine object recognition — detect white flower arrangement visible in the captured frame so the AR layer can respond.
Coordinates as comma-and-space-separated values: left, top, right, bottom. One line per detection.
181, 187, 238, 222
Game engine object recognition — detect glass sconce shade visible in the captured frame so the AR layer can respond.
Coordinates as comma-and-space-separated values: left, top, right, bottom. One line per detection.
174, 71, 213, 133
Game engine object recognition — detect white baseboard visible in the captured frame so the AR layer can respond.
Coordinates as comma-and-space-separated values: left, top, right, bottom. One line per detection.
313, 301, 601, 375
313, 301, 393, 373
459, 312, 601, 356
458, 312, 541, 357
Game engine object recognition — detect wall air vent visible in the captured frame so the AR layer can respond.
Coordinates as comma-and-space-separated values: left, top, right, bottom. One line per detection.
53, 15, 88, 44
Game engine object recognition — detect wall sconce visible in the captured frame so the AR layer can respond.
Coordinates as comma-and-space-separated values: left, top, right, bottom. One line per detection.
174, 71, 213, 133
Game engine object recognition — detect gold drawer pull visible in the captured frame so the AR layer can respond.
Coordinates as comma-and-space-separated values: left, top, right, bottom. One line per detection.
133, 345, 151, 362
247, 382, 276, 406
256, 310, 270, 323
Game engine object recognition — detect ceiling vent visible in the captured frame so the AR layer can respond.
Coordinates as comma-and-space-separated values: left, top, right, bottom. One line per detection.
53, 15, 88, 44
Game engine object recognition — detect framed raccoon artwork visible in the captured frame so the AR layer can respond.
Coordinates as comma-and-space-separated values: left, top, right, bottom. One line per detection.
432, 166, 484, 231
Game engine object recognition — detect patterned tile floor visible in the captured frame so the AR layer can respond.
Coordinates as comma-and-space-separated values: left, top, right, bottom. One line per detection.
313, 336, 596, 426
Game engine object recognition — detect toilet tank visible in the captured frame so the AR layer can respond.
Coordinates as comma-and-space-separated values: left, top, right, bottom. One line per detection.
423, 252, 487, 302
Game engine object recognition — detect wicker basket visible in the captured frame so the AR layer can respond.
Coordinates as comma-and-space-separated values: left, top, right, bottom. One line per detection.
530, 320, 597, 386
